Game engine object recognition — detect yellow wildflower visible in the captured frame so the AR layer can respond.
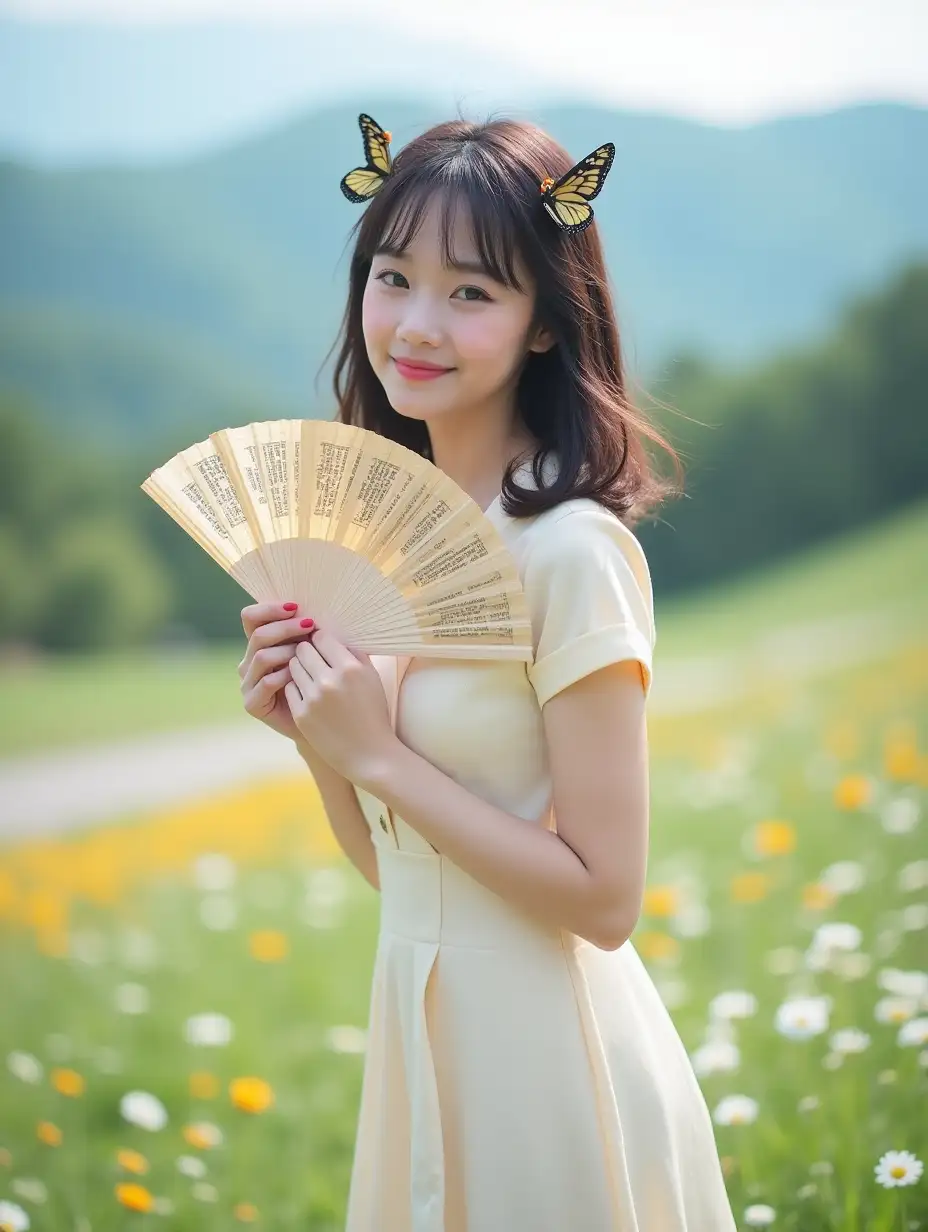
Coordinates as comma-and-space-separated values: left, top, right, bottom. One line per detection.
189, 1071, 220, 1100
248, 930, 289, 962
643, 886, 678, 917
37, 1121, 62, 1146
754, 820, 796, 857
802, 882, 837, 911
634, 931, 679, 962
731, 872, 770, 904
834, 774, 873, 810
229, 1077, 274, 1114
115, 1182, 155, 1212
51, 1068, 85, 1097
117, 1148, 149, 1174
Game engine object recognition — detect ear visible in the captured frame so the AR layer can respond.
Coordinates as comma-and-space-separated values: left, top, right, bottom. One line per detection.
527, 324, 556, 354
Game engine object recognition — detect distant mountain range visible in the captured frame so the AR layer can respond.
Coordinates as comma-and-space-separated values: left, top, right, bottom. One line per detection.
0, 99, 925, 458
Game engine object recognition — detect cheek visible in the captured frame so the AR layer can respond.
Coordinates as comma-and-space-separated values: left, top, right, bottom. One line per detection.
361, 285, 393, 353
454, 312, 525, 366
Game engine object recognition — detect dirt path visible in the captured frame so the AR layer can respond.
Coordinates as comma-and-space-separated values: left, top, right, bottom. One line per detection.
1, 604, 920, 843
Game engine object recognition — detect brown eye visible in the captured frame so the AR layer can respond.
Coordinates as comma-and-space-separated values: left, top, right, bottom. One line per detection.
453, 285, 490, 302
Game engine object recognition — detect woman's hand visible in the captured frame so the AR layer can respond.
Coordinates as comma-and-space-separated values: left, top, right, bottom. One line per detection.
285, 625, 397, 787
239, 601, 315, 743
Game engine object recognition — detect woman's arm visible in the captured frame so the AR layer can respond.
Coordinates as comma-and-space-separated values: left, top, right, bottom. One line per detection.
359, 659, 650, 950
295, 739, 380, 892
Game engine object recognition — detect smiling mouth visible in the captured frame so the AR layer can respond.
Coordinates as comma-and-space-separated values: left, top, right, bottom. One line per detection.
391, 357, 454, 380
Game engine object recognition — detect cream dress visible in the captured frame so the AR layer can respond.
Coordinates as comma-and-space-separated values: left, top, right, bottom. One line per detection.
345, 456, 737, 1231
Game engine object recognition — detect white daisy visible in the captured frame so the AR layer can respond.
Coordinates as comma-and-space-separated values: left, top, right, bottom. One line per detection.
819, 861, 866, 895
898, 860, 928, 893
797, 1095, 820, 1113
184, 1013, 233, 1047
830, 1028, 871, 1054
673, 902, 711, 938
305, 866, 348, 907
11, 1179, 47, 1205
898, 1017, 928, 1048
902, 904, 928, 931
713, 1094, 759, 1126
874, 1149, 923, 1187
691, 1041, 741, 1077
775, 996, 830, 1039
809, 1161, 834, 1176
655, 976, 689, 1009
191, 1181, 219, 1203
880, 796, 920, 835
69, 928, 107, 966
7, 1051, 43, 1084
192, 853, 237, 893
326, 1025, 367, 1054
114, 983, 149, 1015
199, 895, 238, 931
0, 1200, 30, 1231
119, 928, 159, 971
176, 1155, 207, 1179
120, 1090, 168, 1132
832, 952, 872, 980
811, 922, 862, 952
744, 1204, 776, 1226
877, 969, 928, 999
710, 991, 758, 1020
875, 997, 918, 1024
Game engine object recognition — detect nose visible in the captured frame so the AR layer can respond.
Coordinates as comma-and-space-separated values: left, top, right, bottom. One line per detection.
395, 292, 444, 349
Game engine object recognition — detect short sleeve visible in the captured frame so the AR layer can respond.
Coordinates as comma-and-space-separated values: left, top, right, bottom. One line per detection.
523, 507, 656, 708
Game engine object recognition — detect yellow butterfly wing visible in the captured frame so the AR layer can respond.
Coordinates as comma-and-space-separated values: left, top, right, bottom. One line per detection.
358, 113, 392, 176
542, 142, 615, 234
341, 167, 387, 202
340, 113, 393, 203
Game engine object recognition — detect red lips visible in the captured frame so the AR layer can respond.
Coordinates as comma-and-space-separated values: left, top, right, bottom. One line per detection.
391, 357, 452, 371
392, 357, 453, 381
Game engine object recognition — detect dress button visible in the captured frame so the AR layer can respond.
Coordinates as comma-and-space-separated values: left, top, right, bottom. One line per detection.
379, 813, 389, 832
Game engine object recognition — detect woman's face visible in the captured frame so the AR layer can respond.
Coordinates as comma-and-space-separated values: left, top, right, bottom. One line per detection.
362, 195, 553, 428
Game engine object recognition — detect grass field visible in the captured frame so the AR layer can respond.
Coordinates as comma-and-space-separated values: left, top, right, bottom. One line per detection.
1, 501, 926, 1229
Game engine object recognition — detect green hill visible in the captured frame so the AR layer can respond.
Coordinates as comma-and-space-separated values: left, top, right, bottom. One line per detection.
0, 100, 925, 452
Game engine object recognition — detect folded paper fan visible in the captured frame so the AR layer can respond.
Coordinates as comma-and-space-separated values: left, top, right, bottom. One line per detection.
141, 418, 534, 662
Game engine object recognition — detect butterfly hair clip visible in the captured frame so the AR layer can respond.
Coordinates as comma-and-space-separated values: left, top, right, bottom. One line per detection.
539, 142, 615, 234
340, 113, 394, 203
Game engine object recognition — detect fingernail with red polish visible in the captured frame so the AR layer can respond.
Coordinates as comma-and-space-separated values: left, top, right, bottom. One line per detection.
300, 618, 315, 629
282, 602, 298, 611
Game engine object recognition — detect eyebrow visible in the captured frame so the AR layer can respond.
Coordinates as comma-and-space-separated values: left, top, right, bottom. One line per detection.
373, 243, 496, 280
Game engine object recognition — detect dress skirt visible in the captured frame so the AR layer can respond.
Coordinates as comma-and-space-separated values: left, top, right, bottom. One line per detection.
344, 844, 738, 1232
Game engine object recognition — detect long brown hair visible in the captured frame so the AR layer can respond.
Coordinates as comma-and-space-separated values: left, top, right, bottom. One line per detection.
326, 112, 683, 529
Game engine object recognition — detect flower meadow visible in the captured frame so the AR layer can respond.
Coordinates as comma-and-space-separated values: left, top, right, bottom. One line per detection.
1, 635, 926, 1230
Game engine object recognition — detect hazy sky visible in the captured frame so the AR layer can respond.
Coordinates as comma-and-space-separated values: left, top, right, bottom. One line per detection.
1, 0, 925, 163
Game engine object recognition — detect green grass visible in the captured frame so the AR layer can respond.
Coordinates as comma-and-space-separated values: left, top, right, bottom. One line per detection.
1, 499, 926, 1228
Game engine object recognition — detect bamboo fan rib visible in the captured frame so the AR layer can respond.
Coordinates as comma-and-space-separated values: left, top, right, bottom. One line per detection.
141, 419, 535, 662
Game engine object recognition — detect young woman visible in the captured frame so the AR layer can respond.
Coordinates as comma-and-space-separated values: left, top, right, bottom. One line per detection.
238, 114, 738, 1231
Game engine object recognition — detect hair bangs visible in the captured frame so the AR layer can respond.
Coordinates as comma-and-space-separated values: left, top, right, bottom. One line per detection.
364, 163, 528, 294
